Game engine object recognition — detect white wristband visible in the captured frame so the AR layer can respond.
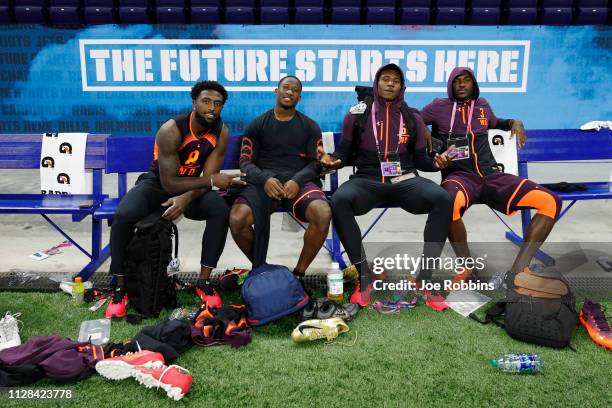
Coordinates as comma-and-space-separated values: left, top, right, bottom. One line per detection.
210, 175, 214, 188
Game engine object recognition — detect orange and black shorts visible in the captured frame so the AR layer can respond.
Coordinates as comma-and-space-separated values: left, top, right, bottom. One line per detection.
441, 171, 561, 222
235, 181, 327, 223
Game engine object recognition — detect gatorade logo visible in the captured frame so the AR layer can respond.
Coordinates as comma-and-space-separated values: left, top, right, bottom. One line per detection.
57, 173, 71, 184
59, 142, 73, 154
41, 156, 55, 168
184, 150, 200, 165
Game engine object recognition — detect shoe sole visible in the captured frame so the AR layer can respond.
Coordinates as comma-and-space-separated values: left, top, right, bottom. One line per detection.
132, 370, 186, 401
96, 360, 164, 380
579, 313, 612, 350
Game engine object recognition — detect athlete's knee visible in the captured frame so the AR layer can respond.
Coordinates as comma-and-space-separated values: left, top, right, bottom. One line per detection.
306, 200, 332, 231
229, 204, 252, 232
330, 190, 352, 212
113, 205, 142, 225
206, 194, 230, 220
428, 186, 452, 211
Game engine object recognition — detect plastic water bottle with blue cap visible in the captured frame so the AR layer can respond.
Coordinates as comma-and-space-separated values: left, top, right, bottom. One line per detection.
490, 353, 542, 373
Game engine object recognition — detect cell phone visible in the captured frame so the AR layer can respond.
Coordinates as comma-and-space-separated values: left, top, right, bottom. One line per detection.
430, 137, 445, 155
79, 199, 96, 208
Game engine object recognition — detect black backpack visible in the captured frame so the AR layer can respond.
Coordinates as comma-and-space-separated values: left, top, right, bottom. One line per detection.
471, 270, 579, 349
348, 86, 419, 166
124, 212, 178, 317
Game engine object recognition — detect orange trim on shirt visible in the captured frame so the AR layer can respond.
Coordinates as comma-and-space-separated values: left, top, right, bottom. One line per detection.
204, 133, 217, 148
506, 179, 528, 215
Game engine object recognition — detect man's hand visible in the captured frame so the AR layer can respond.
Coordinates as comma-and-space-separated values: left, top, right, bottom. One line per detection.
510, 120, 526, 149
433, 145, 458, 169
161, 194, 190, 221
264, 177, 285, 200
211, 172, 245, 189
284, 180, 300, 200
319, 153, 343, 170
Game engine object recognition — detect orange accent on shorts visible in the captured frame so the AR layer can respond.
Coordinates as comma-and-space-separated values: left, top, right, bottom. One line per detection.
506, 179, 528, 215
291, 188, 325, 220
153, 142, 159, 160
516, 189, 558, 219
452, 190, 467, 221
441, 179, 470, 208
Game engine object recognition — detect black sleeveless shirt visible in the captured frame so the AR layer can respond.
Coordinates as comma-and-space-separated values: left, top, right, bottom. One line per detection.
150, 112, 224, 177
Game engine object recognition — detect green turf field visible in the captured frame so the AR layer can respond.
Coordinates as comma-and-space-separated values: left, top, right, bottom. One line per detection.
1, 290, 610, 408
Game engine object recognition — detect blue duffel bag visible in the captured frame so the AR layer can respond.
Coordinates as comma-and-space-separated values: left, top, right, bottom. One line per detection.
241, 264, 310, 327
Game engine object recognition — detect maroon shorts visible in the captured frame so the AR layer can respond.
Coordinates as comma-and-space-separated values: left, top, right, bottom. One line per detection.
235, 181, 327, 223
441, 171, 561, 221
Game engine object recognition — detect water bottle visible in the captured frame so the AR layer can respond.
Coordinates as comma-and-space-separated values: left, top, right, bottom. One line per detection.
72, 277, 85, 304
327, 262, 343, 302
490, 353, 542, 373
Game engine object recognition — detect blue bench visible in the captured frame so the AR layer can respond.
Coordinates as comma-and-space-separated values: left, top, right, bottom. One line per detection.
0, 134, 110, 276
501, 128, 612, 265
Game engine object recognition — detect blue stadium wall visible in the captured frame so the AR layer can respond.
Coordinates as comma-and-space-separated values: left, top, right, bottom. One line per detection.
0, 24, 610, 136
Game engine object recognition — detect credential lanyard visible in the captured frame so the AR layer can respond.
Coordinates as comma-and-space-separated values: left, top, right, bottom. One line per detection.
449, 100, 475, 138
371, 102, 404, 161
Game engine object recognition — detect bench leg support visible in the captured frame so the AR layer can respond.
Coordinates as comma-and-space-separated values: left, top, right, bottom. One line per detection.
78, 244, 110, 281
40, 214, 92, 258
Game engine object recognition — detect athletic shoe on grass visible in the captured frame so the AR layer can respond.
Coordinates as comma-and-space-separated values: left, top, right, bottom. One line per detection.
195, 279, 222, 308
580, 299, 612, 350
0, 312, 22, 351
95, 350, 165, 380
132, 364, 192, 401
349, 280, 373, 307
291, 318, 349, 343
105, 290, 128, 319
217, 268, 249, 291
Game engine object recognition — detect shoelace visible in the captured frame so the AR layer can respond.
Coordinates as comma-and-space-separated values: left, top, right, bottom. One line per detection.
590, 308, 611, 332
325, 330, 358, 347
157, 364, 189, 389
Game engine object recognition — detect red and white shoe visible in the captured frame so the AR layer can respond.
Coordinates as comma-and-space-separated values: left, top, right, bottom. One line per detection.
95, 350, 165, 380
133, 364, 193, 401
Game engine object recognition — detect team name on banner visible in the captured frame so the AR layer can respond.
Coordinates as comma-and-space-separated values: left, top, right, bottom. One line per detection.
79, 39, 530, 93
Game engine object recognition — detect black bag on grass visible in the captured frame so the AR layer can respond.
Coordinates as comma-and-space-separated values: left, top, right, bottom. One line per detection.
471, 269, 578, 349
124, 212, 178, 317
